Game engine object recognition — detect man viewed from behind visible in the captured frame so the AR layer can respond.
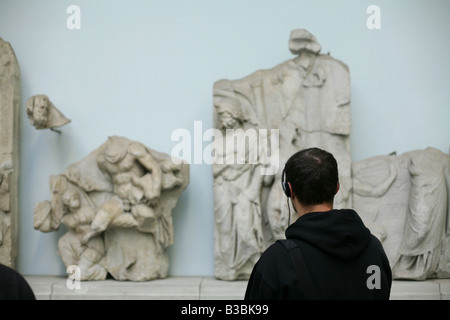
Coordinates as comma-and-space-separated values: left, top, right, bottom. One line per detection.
245, 147, 392, 299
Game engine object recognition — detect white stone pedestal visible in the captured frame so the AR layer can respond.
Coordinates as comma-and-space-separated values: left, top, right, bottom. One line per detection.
24, 276, 450, 300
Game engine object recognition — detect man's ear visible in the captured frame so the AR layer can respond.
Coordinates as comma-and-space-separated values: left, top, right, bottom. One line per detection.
335, 182, 340, 195
288, 182, 295, 199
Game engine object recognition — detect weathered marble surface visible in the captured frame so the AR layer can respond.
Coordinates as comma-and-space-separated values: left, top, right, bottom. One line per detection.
0, 37, 20, 268
212, 29, 351, 280
34, 136, 189, 281
211, 28, 450, 282
353, 147, 450, 280
26, 94, 71, 130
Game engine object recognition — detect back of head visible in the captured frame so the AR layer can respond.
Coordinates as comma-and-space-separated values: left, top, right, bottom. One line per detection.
285, 147, 338, 205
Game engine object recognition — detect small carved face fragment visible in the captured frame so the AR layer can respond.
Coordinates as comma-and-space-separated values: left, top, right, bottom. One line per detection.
27, 95, 50, 129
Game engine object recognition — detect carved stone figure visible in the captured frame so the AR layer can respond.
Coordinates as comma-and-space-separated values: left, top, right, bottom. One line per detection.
213, 99, 268, 280
212, 29, 351, 280
34, 136, 189, 281
26, 94, 71, 130
0, 38, 20, 268
352, 147, 450, 280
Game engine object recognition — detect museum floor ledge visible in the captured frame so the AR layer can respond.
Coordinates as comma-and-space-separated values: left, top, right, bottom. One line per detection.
24, 275, 450, 300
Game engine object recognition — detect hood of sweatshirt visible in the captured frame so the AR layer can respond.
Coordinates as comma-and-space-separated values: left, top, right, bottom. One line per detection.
285, 209, 371, 261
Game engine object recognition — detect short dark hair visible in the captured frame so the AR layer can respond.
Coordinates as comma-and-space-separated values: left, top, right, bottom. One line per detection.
284, 147, 339, 205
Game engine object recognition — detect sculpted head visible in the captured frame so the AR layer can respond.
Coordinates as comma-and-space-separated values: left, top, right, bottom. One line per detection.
26, 94, 71, 130
26, 95, 50, 129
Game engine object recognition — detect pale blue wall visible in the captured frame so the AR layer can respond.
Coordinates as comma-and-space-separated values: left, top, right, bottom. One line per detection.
0, 0, 448, 276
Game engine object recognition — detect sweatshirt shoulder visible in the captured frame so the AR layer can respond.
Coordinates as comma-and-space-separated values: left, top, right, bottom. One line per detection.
245, 241, 289, 299
259, 241, 289, 264
368, 233, 388, 255
253, 241, 294, 279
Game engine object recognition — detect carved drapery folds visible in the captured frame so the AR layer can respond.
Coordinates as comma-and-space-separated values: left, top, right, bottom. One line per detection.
212, 29, 352, 280
353, 148, 450, 280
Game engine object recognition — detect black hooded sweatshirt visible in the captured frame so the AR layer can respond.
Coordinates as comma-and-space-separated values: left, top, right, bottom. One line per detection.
0, 264, 36, 300
245, 209, 392, 300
